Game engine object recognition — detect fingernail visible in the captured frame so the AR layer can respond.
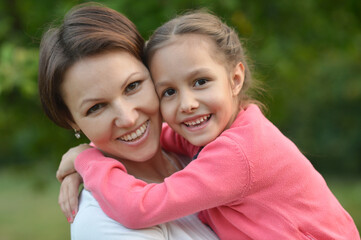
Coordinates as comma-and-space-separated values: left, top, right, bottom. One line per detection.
67, 216, 72, 223
72, 210, 76, 216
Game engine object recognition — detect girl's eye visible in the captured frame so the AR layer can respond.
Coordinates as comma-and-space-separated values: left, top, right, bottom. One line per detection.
86, 103, 105, 115
163, 88, 176, 97
125, 81, 141, 93
194, 78, 208, 87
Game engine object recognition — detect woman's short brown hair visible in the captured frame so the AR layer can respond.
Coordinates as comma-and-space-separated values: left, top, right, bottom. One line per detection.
38, 3, 144, 129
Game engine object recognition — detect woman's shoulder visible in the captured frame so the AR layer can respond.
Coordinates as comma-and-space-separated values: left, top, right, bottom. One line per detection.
71, 189, 219, 240
71, 189, 166, 240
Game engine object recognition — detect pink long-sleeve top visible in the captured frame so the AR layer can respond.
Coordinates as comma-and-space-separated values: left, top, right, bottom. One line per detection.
75, 104, 360, 240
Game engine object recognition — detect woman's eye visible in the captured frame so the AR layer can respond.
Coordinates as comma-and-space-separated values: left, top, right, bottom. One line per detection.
125, 81, 140, 93
86, 103, 104, 115
163, 88, 176, 97
194, 78, 208, 87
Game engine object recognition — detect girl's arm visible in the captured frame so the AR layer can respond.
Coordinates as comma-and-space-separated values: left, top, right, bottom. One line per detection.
57, 143, 92, 222
56, 143, 92, 182
72, 189, 167, 240
75, 135, 250, 229
160, 123, 200, 156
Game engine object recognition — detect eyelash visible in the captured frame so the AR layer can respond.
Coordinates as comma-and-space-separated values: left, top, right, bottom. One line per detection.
86, 80, 142, 115
160, 78, 209, 98
194, 78, 208, 87
162, 88, 176, 97
125, 80, 141, 93
86, 103, 105, 115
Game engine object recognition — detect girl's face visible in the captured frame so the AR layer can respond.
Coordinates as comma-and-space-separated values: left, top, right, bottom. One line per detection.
149, 34, 244, 146
62, 51, 162, 162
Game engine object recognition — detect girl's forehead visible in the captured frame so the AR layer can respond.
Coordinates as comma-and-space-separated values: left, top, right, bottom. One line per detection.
154, 34, 224, 63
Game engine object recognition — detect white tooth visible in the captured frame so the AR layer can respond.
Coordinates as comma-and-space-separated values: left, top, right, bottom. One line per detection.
119, 121, 149, 142
196, 120, 200, 124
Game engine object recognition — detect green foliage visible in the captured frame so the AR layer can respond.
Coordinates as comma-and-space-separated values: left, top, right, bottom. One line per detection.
0, 0, 360, 174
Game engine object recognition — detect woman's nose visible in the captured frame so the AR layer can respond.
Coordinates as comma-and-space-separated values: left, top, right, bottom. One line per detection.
113, 101, 138, 128
179, 91, 199, 113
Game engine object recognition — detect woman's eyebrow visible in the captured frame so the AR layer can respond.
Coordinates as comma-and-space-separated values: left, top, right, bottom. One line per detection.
79, 98, 104, 109
79, 71, 145, 108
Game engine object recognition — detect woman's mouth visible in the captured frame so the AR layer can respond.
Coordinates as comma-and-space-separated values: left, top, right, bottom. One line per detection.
118, 121, 149, 142
183, 114, 211, 128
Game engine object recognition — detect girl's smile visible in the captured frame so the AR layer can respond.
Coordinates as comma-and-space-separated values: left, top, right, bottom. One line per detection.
182, 114, 212, 131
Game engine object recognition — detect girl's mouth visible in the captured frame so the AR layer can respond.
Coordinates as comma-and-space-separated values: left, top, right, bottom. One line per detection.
183, 114, 211, 128
118, 121, 149, 142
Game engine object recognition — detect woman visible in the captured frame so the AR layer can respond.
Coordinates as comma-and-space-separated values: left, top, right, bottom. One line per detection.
38, 3, 218, 239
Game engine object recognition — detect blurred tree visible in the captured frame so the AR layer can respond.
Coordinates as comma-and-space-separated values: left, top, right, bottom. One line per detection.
0, 0, 360, 175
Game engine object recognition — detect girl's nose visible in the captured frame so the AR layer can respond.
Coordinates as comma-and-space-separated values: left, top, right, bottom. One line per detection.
179, 92, 199, 113
113, 101, 138, 128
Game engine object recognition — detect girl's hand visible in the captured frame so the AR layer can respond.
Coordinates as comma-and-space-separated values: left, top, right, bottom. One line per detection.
58, 172, 83, 223
56, 143, 92, 182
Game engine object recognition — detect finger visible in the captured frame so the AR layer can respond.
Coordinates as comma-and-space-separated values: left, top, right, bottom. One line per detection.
68, 179, 80, 217
56, 168, 76, 183
59, 183, 74, 223
56, 170, 64, 182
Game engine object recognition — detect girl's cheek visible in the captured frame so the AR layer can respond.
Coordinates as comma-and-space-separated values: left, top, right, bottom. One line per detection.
160, 111, 171, 124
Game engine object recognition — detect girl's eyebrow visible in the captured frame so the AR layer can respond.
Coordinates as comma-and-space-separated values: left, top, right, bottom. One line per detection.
154, 81, 169, 89
155, 68, 212, 88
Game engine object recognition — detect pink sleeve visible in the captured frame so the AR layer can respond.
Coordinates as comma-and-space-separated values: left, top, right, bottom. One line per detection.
160, 123, 200, 157
75, 136, 250, 229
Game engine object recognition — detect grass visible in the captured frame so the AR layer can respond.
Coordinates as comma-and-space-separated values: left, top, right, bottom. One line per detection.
325, 175, 361, 231
0, 168, 69, 240
0, 168, 360, 239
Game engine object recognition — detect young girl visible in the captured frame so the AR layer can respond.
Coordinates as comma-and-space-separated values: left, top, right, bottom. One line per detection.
59, 11, 360, 240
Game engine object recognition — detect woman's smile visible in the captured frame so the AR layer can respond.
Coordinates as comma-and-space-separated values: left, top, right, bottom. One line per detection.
117, 120, 150, 145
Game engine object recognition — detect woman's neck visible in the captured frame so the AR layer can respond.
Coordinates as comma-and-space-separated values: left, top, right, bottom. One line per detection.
119, 148, 181, 183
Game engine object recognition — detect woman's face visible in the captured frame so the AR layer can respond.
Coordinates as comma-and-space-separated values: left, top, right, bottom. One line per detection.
61, 51, 162, 162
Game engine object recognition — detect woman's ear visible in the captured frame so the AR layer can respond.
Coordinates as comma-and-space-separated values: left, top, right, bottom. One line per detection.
230, 61, 245, 96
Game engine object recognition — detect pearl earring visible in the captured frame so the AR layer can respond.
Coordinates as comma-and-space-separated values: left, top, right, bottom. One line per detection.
74, 129, 81, 139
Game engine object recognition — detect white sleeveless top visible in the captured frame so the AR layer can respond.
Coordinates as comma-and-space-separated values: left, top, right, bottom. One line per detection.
71, 189, 219, 240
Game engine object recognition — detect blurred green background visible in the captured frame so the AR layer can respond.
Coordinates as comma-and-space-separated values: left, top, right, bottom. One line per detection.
0, 0, 360, 239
